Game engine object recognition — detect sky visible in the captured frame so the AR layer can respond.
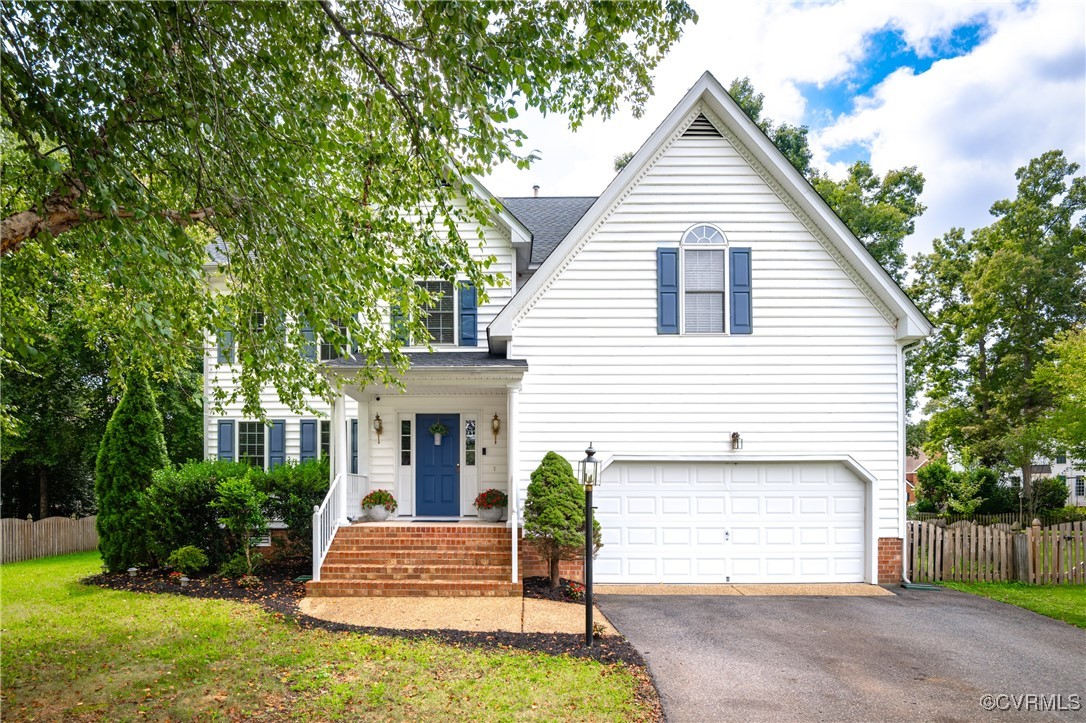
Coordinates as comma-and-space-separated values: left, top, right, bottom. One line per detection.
484, 0, 1086, 259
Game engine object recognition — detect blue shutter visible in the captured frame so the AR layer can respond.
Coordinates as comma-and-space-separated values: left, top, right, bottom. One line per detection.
730, 247, 752, 334
299, 419, 318, 463
217, 420, 235, 461
301, 323, 317, 361
657, 248, 680, 334
217, 330, 235, 364
391, 307, 409, 346
458, 282, 478, 347
269, 420, 286, 469
350, 419, 358, 474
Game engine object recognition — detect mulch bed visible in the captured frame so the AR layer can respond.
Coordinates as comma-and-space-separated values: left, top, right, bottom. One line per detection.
84, 566, 648, 669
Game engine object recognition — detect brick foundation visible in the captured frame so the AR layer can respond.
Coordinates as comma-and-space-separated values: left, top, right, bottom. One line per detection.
518, 538, 585, 583
877, 537, 903, 583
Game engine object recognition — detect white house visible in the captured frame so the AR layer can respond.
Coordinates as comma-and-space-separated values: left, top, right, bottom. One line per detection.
206, 72, 931, 591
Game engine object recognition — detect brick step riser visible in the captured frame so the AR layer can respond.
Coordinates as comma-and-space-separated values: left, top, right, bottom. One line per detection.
337, 530, 509, 538
320, 573, 514, 582
323, 554, 513, 564
331, 539, 511, 547
321, 563, 512, 573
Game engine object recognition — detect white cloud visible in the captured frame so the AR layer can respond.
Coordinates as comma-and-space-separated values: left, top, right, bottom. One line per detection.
484, 0, 1086, 258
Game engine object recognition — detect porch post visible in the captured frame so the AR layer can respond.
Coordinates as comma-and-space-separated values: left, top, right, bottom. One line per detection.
507, 382, 521, 584
332, 392, 349, 526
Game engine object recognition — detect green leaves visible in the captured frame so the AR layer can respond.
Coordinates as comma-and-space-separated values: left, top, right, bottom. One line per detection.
2, 1, 695, 419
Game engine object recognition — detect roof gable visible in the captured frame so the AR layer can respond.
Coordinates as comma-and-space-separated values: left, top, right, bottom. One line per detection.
488, 71, 931, 345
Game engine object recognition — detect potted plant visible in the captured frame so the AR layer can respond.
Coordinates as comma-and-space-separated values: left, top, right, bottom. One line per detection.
361, 489, 398, 521
474, 488, 508, 522
428, 421, 449, 445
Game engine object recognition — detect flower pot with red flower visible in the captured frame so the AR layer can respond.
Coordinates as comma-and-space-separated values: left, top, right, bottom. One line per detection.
474, 489, 508, 522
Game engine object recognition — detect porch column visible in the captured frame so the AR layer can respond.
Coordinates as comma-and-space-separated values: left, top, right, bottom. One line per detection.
507, 382, 521, 584
332, 392, 349, 526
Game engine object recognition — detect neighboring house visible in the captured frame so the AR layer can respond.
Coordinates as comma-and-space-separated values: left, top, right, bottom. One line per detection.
904, 452, 929, 505
205, 72, 931, 590
1037, 454, 1085, 507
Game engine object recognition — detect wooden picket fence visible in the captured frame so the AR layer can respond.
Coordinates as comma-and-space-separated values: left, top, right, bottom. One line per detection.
0, 516, 98, 563
907, 519, 1086, 585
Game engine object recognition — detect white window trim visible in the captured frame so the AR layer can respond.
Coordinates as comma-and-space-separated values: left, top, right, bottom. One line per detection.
680, 223, 729, 335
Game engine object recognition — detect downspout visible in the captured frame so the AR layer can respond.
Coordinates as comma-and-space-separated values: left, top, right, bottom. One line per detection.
900, 338, 921, 585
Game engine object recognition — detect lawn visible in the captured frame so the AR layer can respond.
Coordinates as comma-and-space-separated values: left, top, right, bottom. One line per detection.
942, 581, 1086, 628
1, 552, 653, 721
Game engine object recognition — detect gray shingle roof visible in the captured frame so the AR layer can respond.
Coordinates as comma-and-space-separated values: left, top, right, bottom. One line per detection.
500, 196, 596, 265
325, 351, 527, 369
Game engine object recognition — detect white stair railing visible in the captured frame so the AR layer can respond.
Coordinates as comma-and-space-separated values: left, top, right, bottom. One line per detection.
312, 472, 345, 582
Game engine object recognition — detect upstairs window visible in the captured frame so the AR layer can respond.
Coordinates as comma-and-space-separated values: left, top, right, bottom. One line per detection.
419, 280, 455, 345
658, 224, 752, 335
391, 281, 477, 347
683, 225, 727, 334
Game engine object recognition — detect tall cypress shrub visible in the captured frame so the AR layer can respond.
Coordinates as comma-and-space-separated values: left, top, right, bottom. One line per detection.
523, 451, 602, 589
95, 370, 169, 570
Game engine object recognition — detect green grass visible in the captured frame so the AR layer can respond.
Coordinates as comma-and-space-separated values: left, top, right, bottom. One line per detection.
1, 552, 651, 721
942, 581, 1086, 628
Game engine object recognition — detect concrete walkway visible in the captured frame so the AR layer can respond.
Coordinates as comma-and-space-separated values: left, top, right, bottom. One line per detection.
299, 596, 617, 635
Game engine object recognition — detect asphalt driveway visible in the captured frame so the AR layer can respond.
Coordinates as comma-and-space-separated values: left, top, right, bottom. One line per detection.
599, 587, 1086, 722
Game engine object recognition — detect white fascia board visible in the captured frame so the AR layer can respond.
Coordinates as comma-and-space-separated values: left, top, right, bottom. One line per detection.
464, 173, 532, 248
603, 453, 879, 486
489, 70, 932, 343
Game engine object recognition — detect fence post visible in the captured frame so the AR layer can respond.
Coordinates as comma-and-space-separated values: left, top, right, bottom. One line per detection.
1030, 518, 1041, 584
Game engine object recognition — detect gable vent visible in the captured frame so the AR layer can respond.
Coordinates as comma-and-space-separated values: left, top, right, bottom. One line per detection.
682, 115, 722, 138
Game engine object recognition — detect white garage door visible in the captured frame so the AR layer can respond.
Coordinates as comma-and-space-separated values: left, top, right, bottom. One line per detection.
594, 461, 866, 583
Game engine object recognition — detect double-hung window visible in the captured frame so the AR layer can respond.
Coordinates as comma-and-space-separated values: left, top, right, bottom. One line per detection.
683, 225, 727, 333
238, 421, 266, 469
657, 224, 752, 335
419, 280, 455, 345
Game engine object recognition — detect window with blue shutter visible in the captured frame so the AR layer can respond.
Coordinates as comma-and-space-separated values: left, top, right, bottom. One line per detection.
217, 420, 235, 461
657, 248, 680, 334
458, 282, 477, 347
299, 419, 318, 463
268, 420, 286, 469
350, 419, 358, 474
301, 323, 317, 361
217, 330, 235, 364
730, 247, 753, 334
390, 307, 409, 346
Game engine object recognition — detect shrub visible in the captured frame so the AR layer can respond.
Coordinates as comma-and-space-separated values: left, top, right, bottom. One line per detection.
211, 472, 268, 577
361, 489, 397, 512
523, 451, 602, 589
474, 489, 508, 510
218, 552, 259, 579
1031, 476, 1069, 513
142, 459, 251, 566
95, 370, 169, 571
258, 457, 329, 556
167, 545, 209, 576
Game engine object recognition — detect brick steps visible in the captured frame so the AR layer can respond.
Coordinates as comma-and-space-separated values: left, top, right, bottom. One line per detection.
306, 523, 518, 597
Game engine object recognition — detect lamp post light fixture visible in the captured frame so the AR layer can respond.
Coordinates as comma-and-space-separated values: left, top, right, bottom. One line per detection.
373, 413, 383, 444
128, 567, 137, 578
491, 413, 501, 443
578, 443, 602, 647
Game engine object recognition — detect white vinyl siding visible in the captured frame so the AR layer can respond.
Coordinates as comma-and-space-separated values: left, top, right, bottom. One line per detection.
509, 108, 904, 545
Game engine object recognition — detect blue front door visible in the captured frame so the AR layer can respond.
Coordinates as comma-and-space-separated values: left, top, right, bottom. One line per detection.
415, 414, 460, 516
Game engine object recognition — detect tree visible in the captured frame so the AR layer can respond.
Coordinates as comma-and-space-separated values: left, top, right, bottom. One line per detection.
95, 370, 169, 571
613, 151, 634, 172
912, 151, 1086, 486
1, 1, 697, 423
1033, 327, 1086, 461
727, 78, 813, 178
523, 451, 601, 589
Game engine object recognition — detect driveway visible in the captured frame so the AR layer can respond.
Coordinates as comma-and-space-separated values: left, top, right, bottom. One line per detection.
599, 587, 1086, 722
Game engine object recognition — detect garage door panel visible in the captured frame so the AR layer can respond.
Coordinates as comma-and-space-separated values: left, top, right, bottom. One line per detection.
595, 460, 867, 584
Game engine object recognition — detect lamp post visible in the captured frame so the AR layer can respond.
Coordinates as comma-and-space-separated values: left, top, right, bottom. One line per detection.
578, 443, 601, 647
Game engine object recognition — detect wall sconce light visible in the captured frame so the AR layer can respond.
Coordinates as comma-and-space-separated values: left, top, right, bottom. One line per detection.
491, 413, 501, 443
731, 432, 743, 451
373, 413, 383, 444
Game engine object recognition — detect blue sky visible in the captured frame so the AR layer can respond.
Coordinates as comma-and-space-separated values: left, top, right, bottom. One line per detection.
485, 1, 1086, 258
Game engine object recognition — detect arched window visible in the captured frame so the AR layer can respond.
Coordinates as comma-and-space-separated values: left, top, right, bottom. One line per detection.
681, 224, 727, 333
